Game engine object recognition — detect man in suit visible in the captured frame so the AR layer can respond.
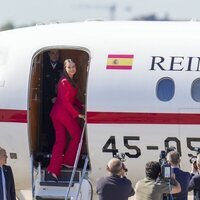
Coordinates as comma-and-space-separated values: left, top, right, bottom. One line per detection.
0, 147, 16, 200
167, 150, 191, 200
42, 50, 63, 152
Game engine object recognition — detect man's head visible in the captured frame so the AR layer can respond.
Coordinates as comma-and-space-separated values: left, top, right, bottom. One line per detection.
48, 50, 60, 62
166, 151, 180, 167
106, 158, 123, 175
145, 161, 161, 180
0, 147, 7, 166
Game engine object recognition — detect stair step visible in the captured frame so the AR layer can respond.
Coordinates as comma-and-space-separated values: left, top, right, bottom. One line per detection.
40, 181, 75, 187
36, 195, 67, 200
44, 170, 80, 182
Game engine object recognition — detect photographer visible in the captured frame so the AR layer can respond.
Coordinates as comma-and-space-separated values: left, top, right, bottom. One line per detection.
166, 151, 191, 200
96, 158, 135, 200
188, 154, 200, 200
135, 161, 181, 200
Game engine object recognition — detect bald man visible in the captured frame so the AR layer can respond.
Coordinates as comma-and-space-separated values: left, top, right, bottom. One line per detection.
0, 147, 16, 200
96, 158, 134, 200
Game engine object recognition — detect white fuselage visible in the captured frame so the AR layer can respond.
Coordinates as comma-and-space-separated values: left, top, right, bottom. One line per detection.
0, 21, 200, 199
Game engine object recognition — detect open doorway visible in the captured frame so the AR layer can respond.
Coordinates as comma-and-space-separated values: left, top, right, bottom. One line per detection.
29, 48, 90, 168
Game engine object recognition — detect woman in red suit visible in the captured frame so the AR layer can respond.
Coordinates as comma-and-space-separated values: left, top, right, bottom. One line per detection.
47, 59, 85, 180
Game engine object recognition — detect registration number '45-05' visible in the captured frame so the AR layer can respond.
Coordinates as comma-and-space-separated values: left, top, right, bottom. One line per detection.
102, 136, 200, 158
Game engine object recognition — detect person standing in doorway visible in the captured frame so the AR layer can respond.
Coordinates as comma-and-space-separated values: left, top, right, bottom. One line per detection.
42, 49, 63, 152
0, 147, 16, 200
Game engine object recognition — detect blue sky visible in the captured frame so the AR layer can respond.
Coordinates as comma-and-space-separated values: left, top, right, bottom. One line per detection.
0, 0, 200, 26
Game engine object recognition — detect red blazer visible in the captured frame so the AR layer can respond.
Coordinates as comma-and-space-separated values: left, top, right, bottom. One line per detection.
50, 77, 82, 120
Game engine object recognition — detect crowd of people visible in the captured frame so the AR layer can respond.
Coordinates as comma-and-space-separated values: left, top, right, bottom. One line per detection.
96, 151, 200, 200
2, 145, 200, 200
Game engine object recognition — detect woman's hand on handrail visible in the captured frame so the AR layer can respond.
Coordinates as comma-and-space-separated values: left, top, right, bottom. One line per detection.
78, 114, 85, 120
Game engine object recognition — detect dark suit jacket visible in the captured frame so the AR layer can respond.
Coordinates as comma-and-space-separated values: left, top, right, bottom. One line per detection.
171, 167, 191, 200
188, 174, 200, 200
43, 59, 63, 102
2, 165, 16, 200
96, 175, 135, 200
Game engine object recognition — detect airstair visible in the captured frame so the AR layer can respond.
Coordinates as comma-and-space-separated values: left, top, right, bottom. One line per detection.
33, 123, 92, 200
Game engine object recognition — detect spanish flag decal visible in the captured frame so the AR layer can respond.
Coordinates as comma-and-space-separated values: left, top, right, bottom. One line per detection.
106, 54, 134, 70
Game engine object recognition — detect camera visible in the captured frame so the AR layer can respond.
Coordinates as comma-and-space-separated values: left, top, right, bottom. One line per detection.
188, 147, 200, 174
114, 152, 126, 162
158, 147, 177, 200
188, 147, 200, 164
114, 153, 128, 172
159, 146, 176, 181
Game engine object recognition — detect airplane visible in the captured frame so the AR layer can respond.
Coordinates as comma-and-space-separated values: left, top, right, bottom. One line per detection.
0, 20, 200, 199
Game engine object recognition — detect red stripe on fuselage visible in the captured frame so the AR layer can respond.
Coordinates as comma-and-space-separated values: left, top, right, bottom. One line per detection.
87, 112, 200, 124
1, 110, 200, 125
0, 109, 27, 123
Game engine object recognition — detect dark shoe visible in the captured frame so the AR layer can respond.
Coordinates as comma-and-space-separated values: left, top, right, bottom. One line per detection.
45, 171, 58, 182
62, 164, 73, 169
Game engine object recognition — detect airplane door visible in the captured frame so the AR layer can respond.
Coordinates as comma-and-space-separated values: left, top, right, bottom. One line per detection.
29, 54, 42, 153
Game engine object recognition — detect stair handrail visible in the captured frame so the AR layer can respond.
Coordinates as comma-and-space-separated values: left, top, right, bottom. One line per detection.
75, 155, 89, 200
65, 122, 86, 200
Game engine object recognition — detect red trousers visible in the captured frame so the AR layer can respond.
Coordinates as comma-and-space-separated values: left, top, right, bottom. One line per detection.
47, 114, 82, 176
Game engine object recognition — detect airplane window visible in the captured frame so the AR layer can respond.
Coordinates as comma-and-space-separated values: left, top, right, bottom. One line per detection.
191, 78, 200, 102
156, 78, 175, 102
